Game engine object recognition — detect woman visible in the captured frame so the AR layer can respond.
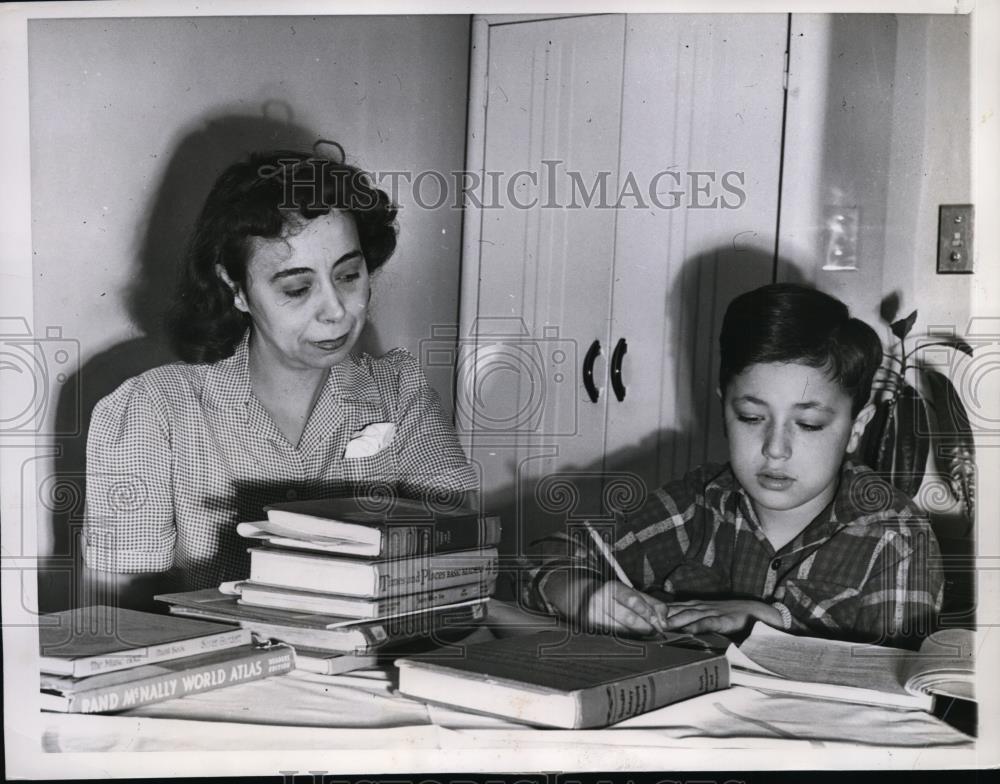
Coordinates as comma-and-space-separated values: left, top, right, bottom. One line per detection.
83, 149, 478, 594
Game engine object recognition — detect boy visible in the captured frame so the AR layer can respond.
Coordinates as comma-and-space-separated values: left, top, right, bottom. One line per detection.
528, 283, 942, 646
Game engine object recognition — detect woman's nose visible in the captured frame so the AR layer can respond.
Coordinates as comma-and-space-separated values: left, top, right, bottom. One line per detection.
762, 423, 792, 460
317, 285, 347, 322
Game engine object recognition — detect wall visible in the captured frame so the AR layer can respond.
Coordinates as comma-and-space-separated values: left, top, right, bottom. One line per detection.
778, 14, 976, 543
780, 14, 972, 328
27, 15, 471, 610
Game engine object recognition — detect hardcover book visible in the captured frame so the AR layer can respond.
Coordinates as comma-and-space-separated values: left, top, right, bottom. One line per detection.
157, 589, 489, 654
256, 496, 502, 558
40, 643, 294, 713
396, 630, 729, 728
247, 546, 499, 598
39, 605, 251, 678
233, 578, 496, 619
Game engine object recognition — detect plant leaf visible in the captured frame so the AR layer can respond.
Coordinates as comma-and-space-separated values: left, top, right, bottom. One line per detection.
890, 310, 918, 341
951, 339, 975, 357
917, 338, 975, 358
879, 292, 901, 324
876, 398, 897, 475
923, 370, 976, 522
893, 385, 929, 496
857, 397, 892, 470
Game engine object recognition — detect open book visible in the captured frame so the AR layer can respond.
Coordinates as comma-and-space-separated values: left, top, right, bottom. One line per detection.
726, 623, 975, 711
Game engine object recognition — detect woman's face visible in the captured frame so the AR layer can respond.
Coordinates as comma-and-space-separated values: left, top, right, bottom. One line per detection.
227, 210, 370, 372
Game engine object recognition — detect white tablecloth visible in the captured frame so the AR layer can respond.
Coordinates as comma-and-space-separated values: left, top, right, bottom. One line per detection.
41, 667, 972, 753
38, 602, 976, 756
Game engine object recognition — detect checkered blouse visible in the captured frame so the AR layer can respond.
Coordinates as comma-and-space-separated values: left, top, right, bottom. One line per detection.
529, 462, 943, 645
84, 332, 479, 589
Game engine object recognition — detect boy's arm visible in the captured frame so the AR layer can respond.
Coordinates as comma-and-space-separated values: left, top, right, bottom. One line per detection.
522, 468, 713, 630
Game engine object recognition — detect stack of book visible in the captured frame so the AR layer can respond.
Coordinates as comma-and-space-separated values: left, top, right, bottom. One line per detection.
158, 496, 501, 673
39, 605, 294, 713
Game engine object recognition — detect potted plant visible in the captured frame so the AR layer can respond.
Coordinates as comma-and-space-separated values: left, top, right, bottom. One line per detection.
856, 294, 976, 525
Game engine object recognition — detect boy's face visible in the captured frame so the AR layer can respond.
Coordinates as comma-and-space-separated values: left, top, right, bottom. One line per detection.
721, 361, 873, 527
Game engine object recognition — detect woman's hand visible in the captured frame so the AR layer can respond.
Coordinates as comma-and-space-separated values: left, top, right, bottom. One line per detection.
585, 581, 672, 636
659, 599, 782, 634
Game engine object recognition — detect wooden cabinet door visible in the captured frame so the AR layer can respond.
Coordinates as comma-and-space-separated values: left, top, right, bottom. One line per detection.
603, 14, 788, 497
460, 15, 627, 554
460, 14, 787, 556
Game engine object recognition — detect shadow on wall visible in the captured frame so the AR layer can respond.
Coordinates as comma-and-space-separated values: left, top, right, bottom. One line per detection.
483, 247, 805, 602
41, 109, 381, 613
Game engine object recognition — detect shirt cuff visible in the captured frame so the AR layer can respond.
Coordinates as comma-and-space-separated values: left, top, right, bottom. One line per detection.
534, 564, 605, 617
771, 601, 793, 630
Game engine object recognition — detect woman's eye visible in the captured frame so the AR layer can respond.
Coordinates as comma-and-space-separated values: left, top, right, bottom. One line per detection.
336, 272, 361, 284
736, 414, 763, 424
798, 422, 825, 432
284, 286, 310, 298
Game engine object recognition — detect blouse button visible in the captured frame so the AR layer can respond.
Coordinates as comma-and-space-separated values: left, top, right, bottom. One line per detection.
771, 558, 781, 571
286, 489, 298, 500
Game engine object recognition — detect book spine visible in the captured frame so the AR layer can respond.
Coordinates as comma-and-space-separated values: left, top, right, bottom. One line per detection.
373, 552, 499, 597
69, 628, 252, 678
353, 602, 486, 654
56, 646, 295, 714
576, 659, 729, 728
382, 517, 503, 558
371, 577, 496, 617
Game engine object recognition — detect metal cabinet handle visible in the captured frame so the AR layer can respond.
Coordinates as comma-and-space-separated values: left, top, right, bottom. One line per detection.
582, 340, 601, 403
610, 338, 627, 402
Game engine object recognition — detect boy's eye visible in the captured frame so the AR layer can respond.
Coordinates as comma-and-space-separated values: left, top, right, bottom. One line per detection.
797, 422, 825, 432
283, 285, 310, 298
735, 414, 763, 424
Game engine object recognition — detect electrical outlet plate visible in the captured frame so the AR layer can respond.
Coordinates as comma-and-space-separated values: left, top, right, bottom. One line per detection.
937, 204, 974, 274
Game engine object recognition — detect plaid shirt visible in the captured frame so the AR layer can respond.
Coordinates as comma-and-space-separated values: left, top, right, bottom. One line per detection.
529, 462, 943, 645
84, 331, 478, 589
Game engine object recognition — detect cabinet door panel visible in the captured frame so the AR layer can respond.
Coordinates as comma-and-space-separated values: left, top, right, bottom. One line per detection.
467, 15, 626, 554
604, 14, 787, 493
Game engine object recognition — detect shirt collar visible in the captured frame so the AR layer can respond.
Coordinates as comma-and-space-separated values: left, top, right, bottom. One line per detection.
204, 329, 384, 408
713, 460, 862, 548
204, 330, 253, 408
830, 460, 884, 527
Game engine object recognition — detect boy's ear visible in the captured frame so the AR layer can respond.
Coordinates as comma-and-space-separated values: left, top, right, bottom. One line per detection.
846, 402, 876, 454
216, 264, 249, 314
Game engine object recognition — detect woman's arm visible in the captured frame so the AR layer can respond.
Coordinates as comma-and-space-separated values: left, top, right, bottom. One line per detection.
83, 375, 177, 603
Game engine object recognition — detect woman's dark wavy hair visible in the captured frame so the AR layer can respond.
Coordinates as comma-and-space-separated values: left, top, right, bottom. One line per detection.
167, 148, 398, 363
719, 283, 883, 416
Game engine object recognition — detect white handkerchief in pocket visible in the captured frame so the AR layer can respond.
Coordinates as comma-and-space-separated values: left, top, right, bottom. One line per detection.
343, 422, 396, 459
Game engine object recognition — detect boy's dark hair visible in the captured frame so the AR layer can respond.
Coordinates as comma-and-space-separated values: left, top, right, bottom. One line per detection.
719, 283, 883, 415
167, 148, 397, 363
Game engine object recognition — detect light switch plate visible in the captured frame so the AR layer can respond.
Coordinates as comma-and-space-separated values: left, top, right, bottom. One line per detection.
937, 204, 974, 274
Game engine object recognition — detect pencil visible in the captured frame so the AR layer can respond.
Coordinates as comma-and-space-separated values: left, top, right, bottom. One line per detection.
583, 521, 634, 588
583, 521, 675, 636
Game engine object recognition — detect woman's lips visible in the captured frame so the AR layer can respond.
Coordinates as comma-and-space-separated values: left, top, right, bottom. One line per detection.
312, 335, 349, 351
757, 472, 794, 491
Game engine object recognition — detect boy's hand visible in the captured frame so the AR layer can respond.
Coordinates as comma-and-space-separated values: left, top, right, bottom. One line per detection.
659, 599, 782, 635
585, 581, 672, 636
